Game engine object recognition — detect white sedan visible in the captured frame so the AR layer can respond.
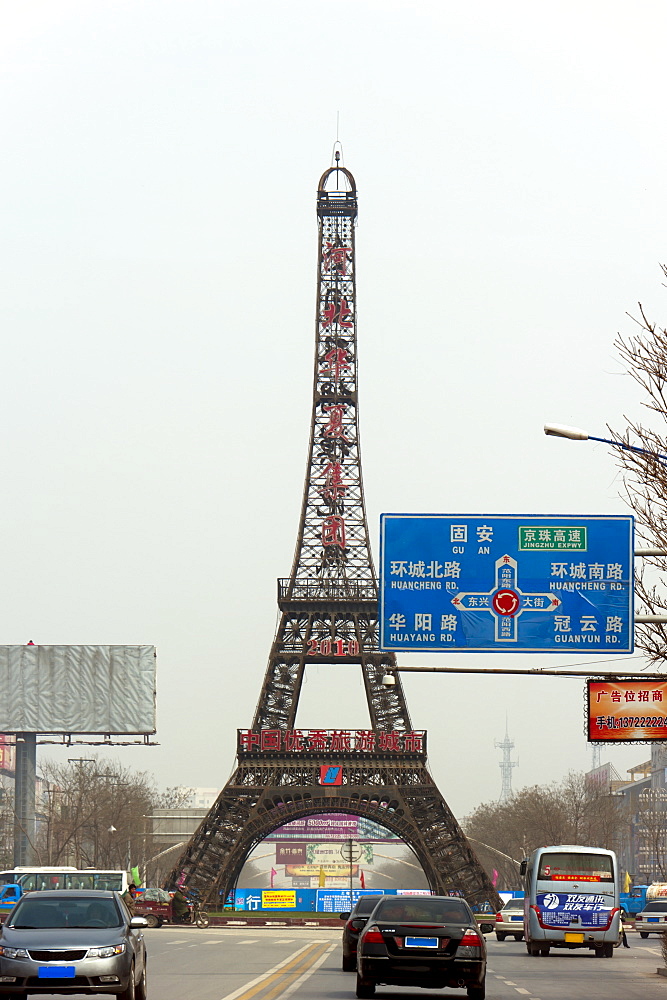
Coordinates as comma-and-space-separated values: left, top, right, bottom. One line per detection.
635, 899, 667, 937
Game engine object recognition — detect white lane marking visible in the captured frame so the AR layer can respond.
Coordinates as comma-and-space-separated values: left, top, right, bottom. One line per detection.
167, 938, 189, 943
273, 944, 335, 1000
238, 939, 259, 944
503, 982, 517, 986
515, 990, 531, 996
275, 939, 295, 943
219, 942, 321, 1000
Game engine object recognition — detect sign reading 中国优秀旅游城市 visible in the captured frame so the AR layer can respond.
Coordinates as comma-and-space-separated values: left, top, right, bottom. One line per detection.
238, 729, 426, 755
379, 514, 634, 653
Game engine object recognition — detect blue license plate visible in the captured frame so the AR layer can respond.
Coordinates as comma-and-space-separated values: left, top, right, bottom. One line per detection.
405, 937, 438, 948
510, 916, 522, 921
38, 967, 75, 979
648, 917, 660, 922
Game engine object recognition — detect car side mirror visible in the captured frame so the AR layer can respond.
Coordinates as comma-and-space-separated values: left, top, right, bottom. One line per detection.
339, 911, 350, 920
519, 860, 526, 876
130, 916, 148, 928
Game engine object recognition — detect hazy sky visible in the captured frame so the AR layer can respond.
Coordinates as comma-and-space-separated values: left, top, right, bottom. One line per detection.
2, 1, 667, 818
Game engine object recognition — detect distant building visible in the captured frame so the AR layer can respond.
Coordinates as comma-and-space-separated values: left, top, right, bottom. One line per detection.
143, 788, 221, 883
590, 745, 667, 881
181, 788, 220, 809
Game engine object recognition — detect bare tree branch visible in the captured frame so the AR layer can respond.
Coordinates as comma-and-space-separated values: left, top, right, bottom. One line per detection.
610, 265, 667, 666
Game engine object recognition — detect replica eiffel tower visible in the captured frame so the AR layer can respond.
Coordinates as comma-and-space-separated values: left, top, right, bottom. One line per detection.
166, 156, 500, 910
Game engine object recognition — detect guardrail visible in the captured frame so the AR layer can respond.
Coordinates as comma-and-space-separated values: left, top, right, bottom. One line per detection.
277, 578, 377, 602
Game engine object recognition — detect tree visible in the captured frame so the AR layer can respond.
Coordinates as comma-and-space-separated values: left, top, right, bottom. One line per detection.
37, 757, 159, 872
463, 771, 628, 889
611, 268, 667, 663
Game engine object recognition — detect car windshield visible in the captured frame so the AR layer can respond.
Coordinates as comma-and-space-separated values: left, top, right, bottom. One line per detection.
537, 852, 613, 882
354, 896, 383, 914
375, 898, 470, 923
10, 897, 122, 928
502, 899, 522, 910
644, 901, 667, 913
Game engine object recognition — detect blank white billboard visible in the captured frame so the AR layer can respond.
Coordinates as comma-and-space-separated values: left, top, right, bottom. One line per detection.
0, 645, 156, 734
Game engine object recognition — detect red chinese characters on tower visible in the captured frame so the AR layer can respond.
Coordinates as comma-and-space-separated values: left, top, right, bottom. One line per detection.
238, 731, 260, 751
403, 731, 424, 753
261, 730, 282, 751
322, 243, 352, 275
320, 461, 346, 502
322, 516, 346, 548
322, 297, 353, 328
378, 732, 403, 752
320, 347, 351, 382
285, 730, 306, 752
239, 729, 426, 755
354, 730, 377, 752
323, 404, 350, 440
307, 729, 330, 751
329, 730, 352, 751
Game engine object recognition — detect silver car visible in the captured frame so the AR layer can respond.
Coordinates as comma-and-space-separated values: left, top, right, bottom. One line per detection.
0, 889, 147, 998
635, 898, 667, 938
495, 898, 524, 941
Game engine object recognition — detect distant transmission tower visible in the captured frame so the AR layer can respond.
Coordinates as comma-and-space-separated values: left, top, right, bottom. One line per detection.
495, 720, 518, 803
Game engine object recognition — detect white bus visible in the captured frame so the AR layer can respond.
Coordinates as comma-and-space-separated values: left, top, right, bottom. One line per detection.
0, 867, 130, 894
521, 845, 621, 958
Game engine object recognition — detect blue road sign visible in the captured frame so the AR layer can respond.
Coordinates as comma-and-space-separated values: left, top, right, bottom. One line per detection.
379, 514, 634, 653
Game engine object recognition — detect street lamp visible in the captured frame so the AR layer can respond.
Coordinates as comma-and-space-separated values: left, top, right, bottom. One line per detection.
544, 422, 667, 562
543, 423, 667, 462
543, 421, 667, 627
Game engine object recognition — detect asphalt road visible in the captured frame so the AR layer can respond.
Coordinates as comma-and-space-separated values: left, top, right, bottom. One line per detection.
33, 925, 667, 1000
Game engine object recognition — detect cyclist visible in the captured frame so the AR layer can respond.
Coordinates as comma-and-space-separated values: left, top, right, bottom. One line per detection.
172, 888, 190, 923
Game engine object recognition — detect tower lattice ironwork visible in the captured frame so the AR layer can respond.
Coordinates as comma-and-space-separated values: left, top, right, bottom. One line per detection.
495, 719, 518, 803
166, 158, 500, 909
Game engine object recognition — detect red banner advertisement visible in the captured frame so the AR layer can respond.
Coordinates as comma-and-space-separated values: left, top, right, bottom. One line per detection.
587, 679, 667, 742
238, 729, 426, 756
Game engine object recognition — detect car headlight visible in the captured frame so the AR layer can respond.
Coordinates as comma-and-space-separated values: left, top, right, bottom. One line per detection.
87, 944, 125, 959
0, 947, 29, 959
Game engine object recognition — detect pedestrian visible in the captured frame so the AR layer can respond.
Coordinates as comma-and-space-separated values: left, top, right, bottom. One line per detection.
122, 883, 138, 915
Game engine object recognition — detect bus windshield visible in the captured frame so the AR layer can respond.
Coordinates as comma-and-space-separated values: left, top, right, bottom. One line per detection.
537, 852, 614, 882
0, 869, 126, 893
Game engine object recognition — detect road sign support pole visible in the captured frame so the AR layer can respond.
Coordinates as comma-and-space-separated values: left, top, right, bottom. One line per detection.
13, 732, 36, 867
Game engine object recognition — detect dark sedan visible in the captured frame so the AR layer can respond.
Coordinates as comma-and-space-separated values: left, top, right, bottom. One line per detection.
355, 894, 486, 999
0, 889, 147, 998
340, 895, 383, 970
